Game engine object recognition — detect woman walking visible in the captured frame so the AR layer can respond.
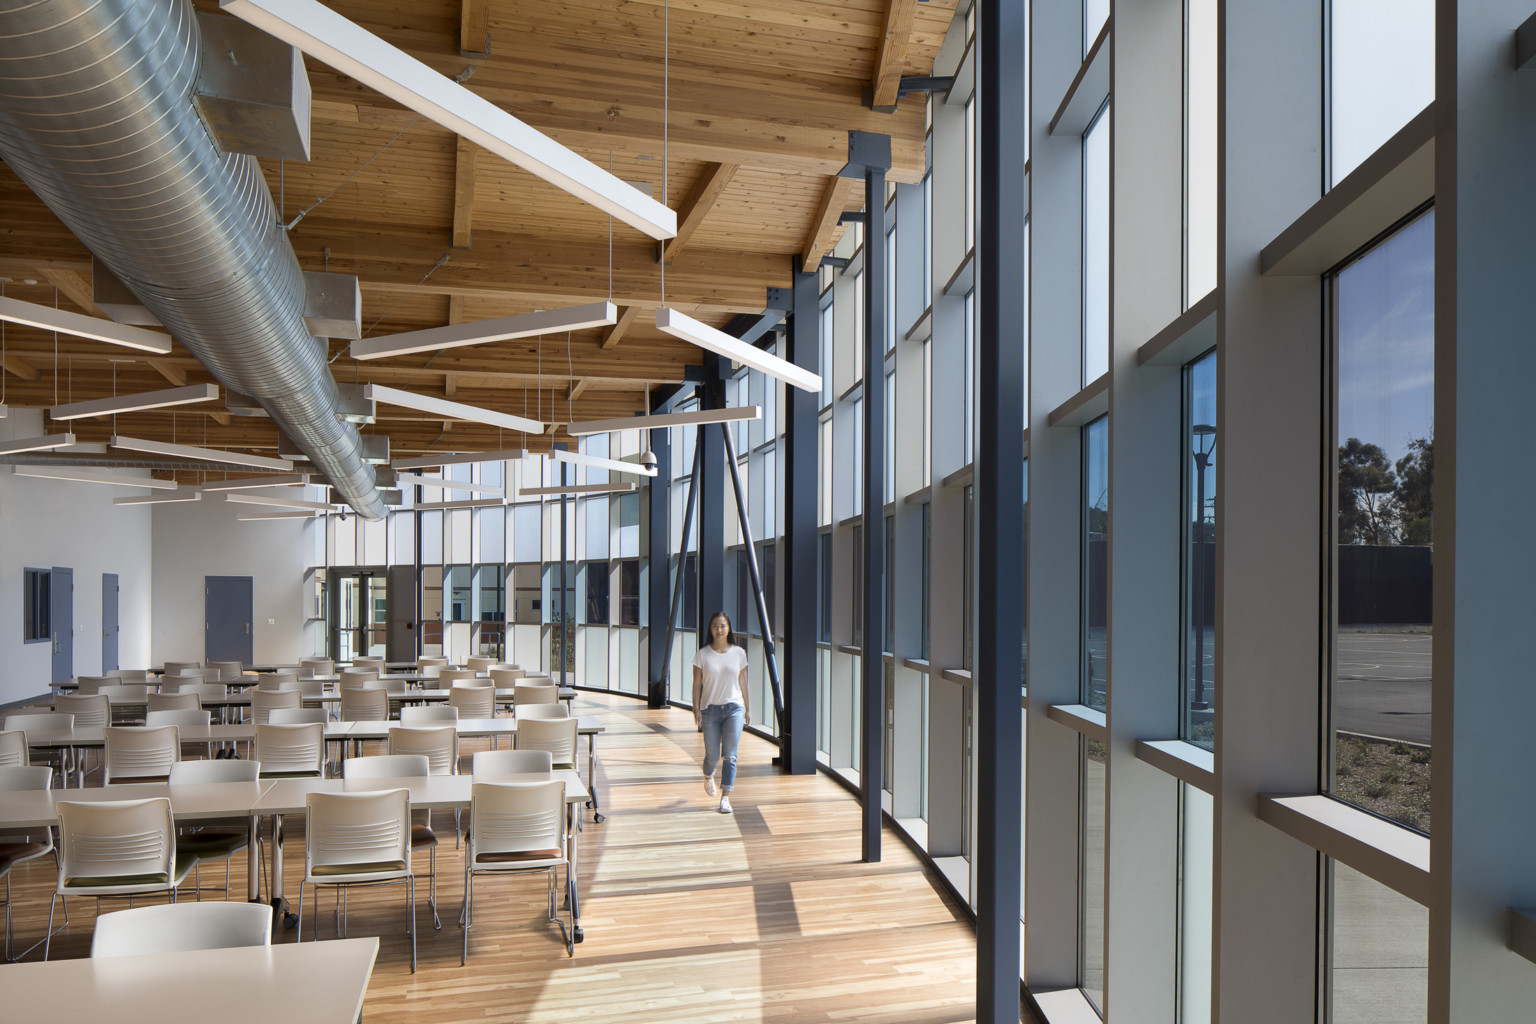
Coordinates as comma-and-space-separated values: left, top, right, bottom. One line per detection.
693, 610, 750, 813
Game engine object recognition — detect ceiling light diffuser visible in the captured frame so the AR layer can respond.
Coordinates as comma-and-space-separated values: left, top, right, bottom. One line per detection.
49, 383, 219, 421
352, 302, 616, 361
567, 406, 762, 436
0, 295, 173, 354
518, 482, 637, 497
550, 449, 657, 478
200, 473, 311, 491
111, 435, 294, 472
223, 492, 336, 511
11, 465, 178, 489
391, 448, 526, 471
363, 385, 542, 435
220, 0, 676, 239
394, 472, 504, 495
656, 308, 821, 394
113, 488, 202, 506
0, 432, 77, 455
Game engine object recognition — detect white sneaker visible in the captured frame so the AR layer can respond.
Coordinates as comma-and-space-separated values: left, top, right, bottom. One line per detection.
704, 776, 716, 796
718, 795, 732, 814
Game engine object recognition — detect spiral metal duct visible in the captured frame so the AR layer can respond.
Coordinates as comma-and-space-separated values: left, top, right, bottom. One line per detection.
0, 0, 385, 518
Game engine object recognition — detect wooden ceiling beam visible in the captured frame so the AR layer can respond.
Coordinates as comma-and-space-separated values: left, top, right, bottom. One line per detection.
662, 162, 738, 265
3, 353, 40, 381
459, 0, 491, 58
600, 305, 641, 350
451, 137, 479, 249
871, 0, 920, 109
568, 378, 590, 402
801, 176, 862, 273
38, 268, 106, 319
145, 359, 187, 387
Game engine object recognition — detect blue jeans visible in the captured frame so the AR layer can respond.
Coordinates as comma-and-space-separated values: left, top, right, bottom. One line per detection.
700, 702, 745, 791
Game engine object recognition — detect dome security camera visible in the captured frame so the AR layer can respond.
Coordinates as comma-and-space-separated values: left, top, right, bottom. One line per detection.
639, 450, 658, 471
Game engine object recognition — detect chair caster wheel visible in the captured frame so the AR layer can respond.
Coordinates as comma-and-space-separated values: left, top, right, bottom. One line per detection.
592, 812, 605, 824
283, 911, 299, 930
574, 927, 584, 943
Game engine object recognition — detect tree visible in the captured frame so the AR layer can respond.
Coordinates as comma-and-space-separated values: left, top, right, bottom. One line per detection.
1338, 437, 1399, 545
1394, 434, 1434, 545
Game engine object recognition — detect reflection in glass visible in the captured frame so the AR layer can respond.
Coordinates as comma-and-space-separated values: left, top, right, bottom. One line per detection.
1332, 210, 1433, 834
1328, 860, 1427, 1023
1082, 416, 1109, 710
1329, 0, 1434, 186
1081, 737, 1107, 1013
1182, 351, 1217, 749
1083, 103, 1111, 384
445, 565, 472, 622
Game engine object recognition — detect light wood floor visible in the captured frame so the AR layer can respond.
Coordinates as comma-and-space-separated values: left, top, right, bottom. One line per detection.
6, 692, 982, 1023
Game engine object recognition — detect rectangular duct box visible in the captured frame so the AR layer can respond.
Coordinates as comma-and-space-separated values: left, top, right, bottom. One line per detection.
194, 12, 311, 161
373, 466, 398, 488
333, 381, 375, 423
225, 390, 270, 418
303, 272, 362, 339
360, 435, 390, 465
92, 259, 163, 327
276, 434, 312, 462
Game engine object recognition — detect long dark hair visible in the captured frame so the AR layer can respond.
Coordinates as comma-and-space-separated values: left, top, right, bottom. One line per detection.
702, 611, 735, 649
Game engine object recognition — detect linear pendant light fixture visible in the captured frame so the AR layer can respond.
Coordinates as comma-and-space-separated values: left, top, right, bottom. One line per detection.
113, 488, 202, 506
0, 295, 172, 354
50, 383, 220, 421
200, 473, 311, 491
391, 448, 525, 471
111, 435, 294, 472
238, 510, 325, 521
223, 492, 336, 512
412, 497, 505, 511
0, 432, 78, 455
11, 465, 178, 489
220, 0, 676, 240
567, 405, 762, 436
352, 302, 616, 361
549, 448, 657, 477
656, 308, 821, 393
518, 481, 637, 498
363, 385, 543, 435
394, 472, 504, 495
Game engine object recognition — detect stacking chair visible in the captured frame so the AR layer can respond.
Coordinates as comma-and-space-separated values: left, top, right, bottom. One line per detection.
166, 759, 261, 901
163, 661, 202, 674
462, 779, 571, 962
104, 725, 180, 783
418, 663, 445, 688
298, 789, 417, 971
298, 658, 334, 679
418, 656, 449, 672
516, 704, 570, 721
449, 684, 495, 721
74, 675, 116, 695
146, 691, 201, 713
515, 717, 578, 771
489, 667, 525, 687
344, 754, 441, 929
91, 901, 270, 957
438, 668, 478, 688
252, 688, 301, 725
111, 669, 150, 684
0, 765, 59, 961
3, 712, 74, 786
0, 731, 28, 768
341, 686, 388, 723
47, 797, 191, 959
146, 709, 213, 760
351, 655, 385, 666
256, 671, 299, 691
162, 670, 207, 687
389, 726, 458, 777
513, 683, 559, 708
268, 707, 328, 725
339, 669, 380, 688
205, 661, 245, 684
55, 694, 109, 785
253, 723, 325, 779
401, 706, 458, 725
466, 656, 499, 673
181, 684, 232, 723
472, 749, 553, 776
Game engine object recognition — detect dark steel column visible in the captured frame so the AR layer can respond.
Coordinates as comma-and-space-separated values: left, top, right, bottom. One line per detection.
844, 130, 891, 864
646, 425, 672, 707
779, 261, 820, 774
558, 446, 569, 687
720, 424, 785, 734
696, 358, 726, 641
662, 439, 704, 689
977, 0, 1027, 1017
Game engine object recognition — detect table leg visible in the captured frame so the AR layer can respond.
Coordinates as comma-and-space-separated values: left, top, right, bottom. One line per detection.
567, 802, 582, 943
586, 735, 603, 823
270, 813, 297, 928
247, 813, 260, 902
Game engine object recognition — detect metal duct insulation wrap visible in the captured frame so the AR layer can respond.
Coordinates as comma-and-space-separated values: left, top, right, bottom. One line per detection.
0, 0, 385, 518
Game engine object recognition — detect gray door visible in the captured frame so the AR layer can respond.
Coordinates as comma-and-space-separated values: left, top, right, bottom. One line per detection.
205, 575, 253, 666
102, 573, 119, 673
50, 566, 73, 684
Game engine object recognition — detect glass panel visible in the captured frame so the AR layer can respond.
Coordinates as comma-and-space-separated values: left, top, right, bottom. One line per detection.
820, 302, 835, 407
962, 485, 973, 670
584, 495, 609, 560
420, 565, 443, 655
421, 510, 443, 565
1329, 0, 1435, 186
445, 565, 472, 622
583, 562, 610, 625
1328, 861, 1428, 1022
885, 217, 897, 353
818, 532, 832, 643
448, 508, 471, 564
1186, 0, 1218, 303
474, 565, 503, 658
964, 290, 975, 465
391, 510, 414, 566
1180, 784, 1214, 1024
361, 517, 385, 565
1082, 416, 1109, 710
512, 504, 540, 562
1331, 210, 1434, 833
617, 493, 640, 557
618, 627, 639, 695
853, 271, 865, 383
851, 525, 864, 649
1182, 350, 1218, 749
852, 397, 864, 517
1084, 0, 1109, 54
1081, 737, 1107, 1013
964, 97, 975, 252
512, 563, 541, 624
885, 370, 896, 505
1083, 102, 1111, 385
619, 559, 641, 626
478, 505, 505, 564
921, 503, 931, 660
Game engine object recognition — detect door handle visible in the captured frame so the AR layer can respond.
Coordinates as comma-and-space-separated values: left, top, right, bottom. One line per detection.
53, 632, 59, 654
245, 622, 251, 635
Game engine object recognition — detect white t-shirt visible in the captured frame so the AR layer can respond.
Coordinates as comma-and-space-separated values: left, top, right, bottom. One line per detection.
692, 643, 747, 709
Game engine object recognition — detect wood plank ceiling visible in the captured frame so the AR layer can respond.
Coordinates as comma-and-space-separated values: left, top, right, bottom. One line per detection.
0, 0, 951, 481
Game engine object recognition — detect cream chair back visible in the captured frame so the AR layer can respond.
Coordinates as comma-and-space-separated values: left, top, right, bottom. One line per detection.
343, 753, 428, 780
91, 901, 271, 958
146, 691, 200, 713
515, 704, 569, 721
103, 725, 179, 783
472, 749, 552, 775
388, 726, 457, 775
514, 717, 577, 769
252, 688, 301, 725
54, 694, 110, 729
448, 684, 494, 720
56, 797, 176, 894
341, 686, 389, 722
400, 706, 458, 724
144, 709, 210, 730
512, 683, 558, 707
488, 667, 525, 687
268, 707, 328, 725
0, 730, 28, 768
253, 722, 324, 777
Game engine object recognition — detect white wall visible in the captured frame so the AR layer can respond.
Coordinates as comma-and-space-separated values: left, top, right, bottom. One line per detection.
151, 493, 311, 666
0, 409, 153, 704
